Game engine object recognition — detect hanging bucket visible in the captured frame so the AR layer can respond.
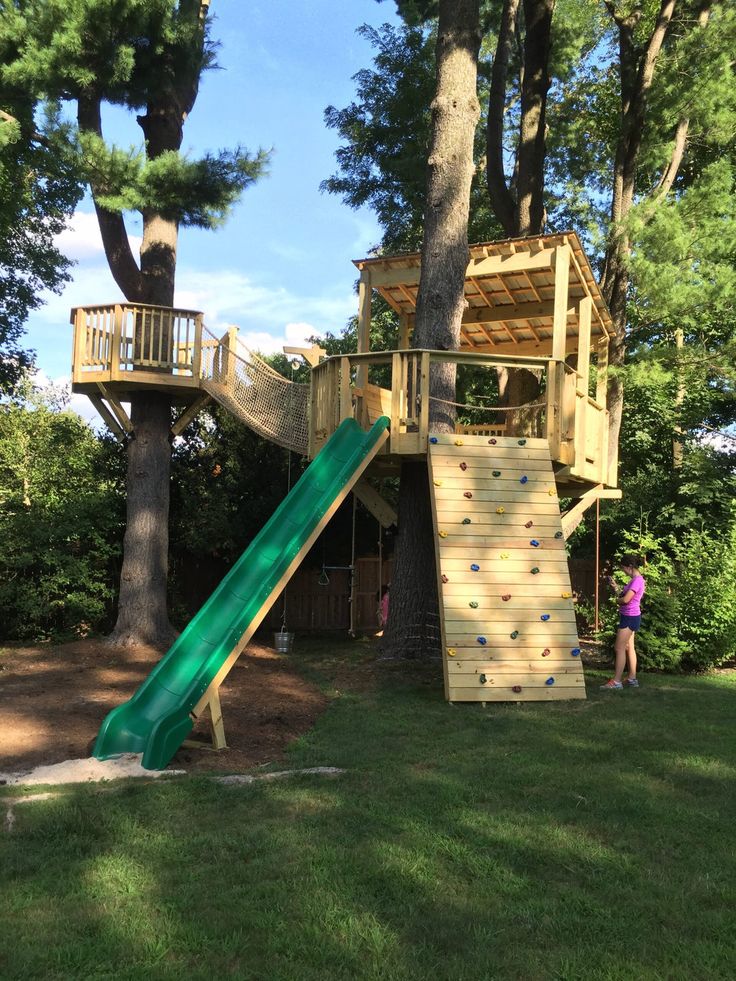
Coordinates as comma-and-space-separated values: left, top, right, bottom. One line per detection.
273, 631, 295, 654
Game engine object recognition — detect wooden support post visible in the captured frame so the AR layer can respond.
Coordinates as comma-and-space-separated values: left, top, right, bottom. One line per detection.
184, 688, 227, 752
575, 296, 592, 472
354, 477, 398, 528
71, 308, 86, 384
171, 392, 212, 438
225, 326, 238, 392
356, 270, 372, 390
549, 245, 570, 464
390, 352, 402, 455
339, 356, 352, 422
88, 394, 127, 443
419, 351, 430, 452
399, 313, 410, 350
96, 383, 134, 436
191, 314, 204, 379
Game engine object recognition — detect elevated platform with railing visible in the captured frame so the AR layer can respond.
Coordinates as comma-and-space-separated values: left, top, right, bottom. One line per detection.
70, 232, 618, 492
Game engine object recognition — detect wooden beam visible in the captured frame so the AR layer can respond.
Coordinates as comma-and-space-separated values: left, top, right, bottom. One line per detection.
357, 270, 371, 388
551, 245, 570, 363
88, 394, 127, 443
354, 478, 398, 528
171, 392, 212, 438
283, 344, 326, 367
560, 485, 621, 539
96, 383, 133, 434
368, 248, 555, 290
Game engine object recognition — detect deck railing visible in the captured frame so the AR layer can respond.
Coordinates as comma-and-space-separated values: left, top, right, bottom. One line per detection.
309, 349, 612, 486
71, 303, 204, 387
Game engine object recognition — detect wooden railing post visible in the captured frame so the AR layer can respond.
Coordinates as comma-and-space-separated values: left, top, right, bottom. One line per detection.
192, 314, 203, 379
111, 304, 123, 380
225, 326, 238, 392
419, 351, 430, 451
71, 308, 86, 382
390, 352, 402, 454
339, 357, 352, 422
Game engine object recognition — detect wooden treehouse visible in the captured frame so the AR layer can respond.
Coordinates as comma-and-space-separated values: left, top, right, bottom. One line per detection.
71, 231, 619, 705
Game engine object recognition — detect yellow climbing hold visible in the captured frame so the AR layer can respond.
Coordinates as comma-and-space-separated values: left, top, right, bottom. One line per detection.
447, 647, 457, 657
433, 479, 442, 486
561, 591, 572, 598
454, 439, 464, 445
548, 488, 556, 497
500, 552, 510, 559
439, 530, 448, 538
496, 506, 505, 514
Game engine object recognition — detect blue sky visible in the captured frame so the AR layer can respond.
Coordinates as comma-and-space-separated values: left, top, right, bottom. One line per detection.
29, 0, 401, 398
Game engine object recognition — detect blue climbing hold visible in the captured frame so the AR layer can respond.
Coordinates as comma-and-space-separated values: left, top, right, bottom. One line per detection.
477, 636, 487, 645
540, 614, 551, 622
429, 436, 438, 444
510, 630, 519, 639
545, 677, 555, 686
571, 647, 581, 657
518, 438, 527, 445
470, 563, 480, 572
520, 475, 528, 484
530, 539, 540, 547
479, 674, 488, 684
462, 517, 472, 525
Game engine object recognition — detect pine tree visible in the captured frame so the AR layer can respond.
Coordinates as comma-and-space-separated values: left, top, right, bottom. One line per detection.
1, 1, 267, 645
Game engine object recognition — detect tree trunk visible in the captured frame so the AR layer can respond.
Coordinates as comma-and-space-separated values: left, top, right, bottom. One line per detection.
383, 0, 481, 658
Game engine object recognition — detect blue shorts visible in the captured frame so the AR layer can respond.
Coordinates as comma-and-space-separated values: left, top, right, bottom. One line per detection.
619, 614, 641, 632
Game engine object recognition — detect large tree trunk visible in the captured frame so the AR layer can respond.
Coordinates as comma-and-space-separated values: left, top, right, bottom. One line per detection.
382, 0, 481, 658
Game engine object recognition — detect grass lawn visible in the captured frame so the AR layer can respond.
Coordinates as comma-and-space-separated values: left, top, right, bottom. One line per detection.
2, 639, 735, 980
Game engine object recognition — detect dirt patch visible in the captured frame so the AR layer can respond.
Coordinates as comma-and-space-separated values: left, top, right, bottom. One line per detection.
0, 637, 328, 776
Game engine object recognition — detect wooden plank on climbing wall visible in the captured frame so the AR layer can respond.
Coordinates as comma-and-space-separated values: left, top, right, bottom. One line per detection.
448, 687, 586, 702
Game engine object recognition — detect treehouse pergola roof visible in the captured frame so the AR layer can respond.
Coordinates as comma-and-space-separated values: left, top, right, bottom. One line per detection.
353, 231, 613, 356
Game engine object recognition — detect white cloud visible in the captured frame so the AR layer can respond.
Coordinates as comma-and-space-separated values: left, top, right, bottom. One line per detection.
55, 210, 142, 263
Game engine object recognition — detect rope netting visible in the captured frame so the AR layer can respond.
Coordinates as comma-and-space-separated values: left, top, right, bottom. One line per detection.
199, 326, 310, 455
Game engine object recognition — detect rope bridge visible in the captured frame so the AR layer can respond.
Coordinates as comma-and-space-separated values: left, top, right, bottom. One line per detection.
199, 326, 310, 455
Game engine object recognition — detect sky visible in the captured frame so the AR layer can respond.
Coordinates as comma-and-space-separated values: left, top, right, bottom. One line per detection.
27, 0, 402, 415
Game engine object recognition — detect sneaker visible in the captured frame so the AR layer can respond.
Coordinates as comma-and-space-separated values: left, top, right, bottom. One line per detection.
625, 678, 639, 687
600, 679, 623, 690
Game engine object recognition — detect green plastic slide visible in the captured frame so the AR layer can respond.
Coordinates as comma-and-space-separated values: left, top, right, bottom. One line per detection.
93, 416, 389, 770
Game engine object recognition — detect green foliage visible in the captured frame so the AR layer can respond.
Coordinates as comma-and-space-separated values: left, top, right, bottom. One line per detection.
0, 387, 124, 640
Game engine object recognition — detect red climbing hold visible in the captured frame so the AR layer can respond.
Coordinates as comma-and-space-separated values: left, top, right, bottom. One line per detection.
512, 685, 522, 693
541, 648, 551, 657
525, 520, 533, 529
459, 462, 467, 471
501, 594, 511, 602
441, 574, 449, 583
488, 438, 497, 445
464, 491, 473, 499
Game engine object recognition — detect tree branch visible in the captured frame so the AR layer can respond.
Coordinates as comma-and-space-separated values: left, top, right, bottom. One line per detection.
486, 0, 520, 236
78, 95, 143, 302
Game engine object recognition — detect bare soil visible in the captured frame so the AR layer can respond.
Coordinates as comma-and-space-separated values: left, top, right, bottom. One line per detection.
0, 637, 328, 775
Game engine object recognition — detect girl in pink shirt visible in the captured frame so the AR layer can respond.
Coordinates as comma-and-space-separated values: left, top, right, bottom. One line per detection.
601, 554, 646, 691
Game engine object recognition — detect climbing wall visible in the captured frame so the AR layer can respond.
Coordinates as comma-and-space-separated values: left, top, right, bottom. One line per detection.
428, 434, 585, 702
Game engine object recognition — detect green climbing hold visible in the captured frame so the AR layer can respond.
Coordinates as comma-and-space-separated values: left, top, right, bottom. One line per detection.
492, 470, 501, 477
462, 517, 472, 524
518, 438, 527, 445
469, 601, 479, 609
531, 567, 540, 575
510, 630, 519, 639
554, 531, 563, 539
479, 674, 488, 684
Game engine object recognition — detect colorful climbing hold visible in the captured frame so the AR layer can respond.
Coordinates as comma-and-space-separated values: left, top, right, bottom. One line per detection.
441, 574, 449, 583
447, 647, 457, 657
501, 594, 511, 602
540, 614, 551, 622
520, 475, 529, 484
554, 531, 563, 539
470, 563, 480, 572
454, 439, 464, 446
439, 530, 448, 538
459, 461, 468, 471
492, 470, 501, 477
531, 567, 540, 575
510, 630, 519, 639
488, 438, 497, 445
518, 438, 527, 445
541, 648, 551, 657
464, 491, 473, 499
525, 520, 534, 528
477, 636, 487, 645
496, 506, 505, 514
530, 539, 540, 547
429, 436, 438, 443
561, 591, 572, 599
512, 685, 522, 693
570, 647, 581, 657
548, 488, 556, 497
479, 674, 488, 685
469, 601, 479, 609
499, 552, 509, 559
545, 677, 555, 686
462, 517, 472, 525
433, 479, 443, 486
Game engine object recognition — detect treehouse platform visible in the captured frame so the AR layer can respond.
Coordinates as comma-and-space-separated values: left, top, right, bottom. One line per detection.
70, 231, 617, 492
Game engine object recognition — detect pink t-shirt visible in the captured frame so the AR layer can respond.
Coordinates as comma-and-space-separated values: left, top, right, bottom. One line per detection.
620, 574, 645, 616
